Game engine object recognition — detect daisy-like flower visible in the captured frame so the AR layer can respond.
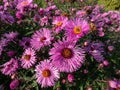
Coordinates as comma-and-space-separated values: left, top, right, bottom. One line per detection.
19, 37, 31, 49
52, 16, 68, 33
17, 0, 33, 10
31, 28, 52, 51
49, 39, 85, 72
1, 58, 19, 75
35, 60, 60, 87
21, 48, 36, 69
65, 18, 90, 40
84, 41, 104, 62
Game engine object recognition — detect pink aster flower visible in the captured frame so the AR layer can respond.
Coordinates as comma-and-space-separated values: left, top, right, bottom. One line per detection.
52, 16, 68, 33
31, 28, 52, 51
21, 48, 36, 69
49, 39, 85, 72
17, 0, 33, 10
35, 60, 60, 87
65, 18, 90, 40
1, 58, 19, 75
108, 80, 120, 89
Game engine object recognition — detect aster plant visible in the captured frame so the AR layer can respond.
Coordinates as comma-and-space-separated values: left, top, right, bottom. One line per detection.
0, 0, 120, 90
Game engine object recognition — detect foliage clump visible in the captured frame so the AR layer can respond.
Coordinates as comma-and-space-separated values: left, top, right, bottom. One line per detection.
98, 0, 120, 11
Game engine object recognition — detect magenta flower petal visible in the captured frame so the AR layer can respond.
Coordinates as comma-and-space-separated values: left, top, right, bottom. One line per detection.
20, 48, 36, 69
65, 18, 90, 40
31, 28, 52, 51
49, 39, 85, 72
1, 58, 19, 75
52, 16, 68, 33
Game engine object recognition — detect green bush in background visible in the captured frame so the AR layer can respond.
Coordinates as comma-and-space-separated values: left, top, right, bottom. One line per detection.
98, 0, 120, 11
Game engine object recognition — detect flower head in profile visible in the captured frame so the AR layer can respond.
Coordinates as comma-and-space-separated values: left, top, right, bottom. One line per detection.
35, 60, 60, 87
52, 16, 68, 33
3, 31, 18, 41
65, 18, 90, 40
21, 48, 36, 69
49, 39, 85, 72
1, 58, 19, 75
84, 41, 104, 62
31, 28, 52, 51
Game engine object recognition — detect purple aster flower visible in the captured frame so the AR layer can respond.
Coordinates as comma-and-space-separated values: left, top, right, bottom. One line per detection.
1, 58, 19, 75
35, 60, 60, 87
3, 31, 18, 41
84, 41, 105, 62
9, 79, 19, 90
65, 18, 90, 40
31, 28, 52, 51
19, 37, 31, 49
52, 16, 68, 33
49, 39, 85, 72
0, 12, 15, 24
20, 48, 36, 69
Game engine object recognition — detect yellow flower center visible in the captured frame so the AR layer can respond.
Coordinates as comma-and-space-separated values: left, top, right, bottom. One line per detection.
42, 69, 51, 77
56, 22, 63, 27
90, 22, 96, 31
21, 1, 28, 6
24, 54, 31, 61
73, 26, 82, 34
61, 12, 69, 17
61, 48, 73, 59
116, 88, 120, 90
40, 37, 46, 43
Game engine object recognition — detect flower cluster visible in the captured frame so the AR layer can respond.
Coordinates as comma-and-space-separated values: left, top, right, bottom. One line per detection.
0, 0, 120, 90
